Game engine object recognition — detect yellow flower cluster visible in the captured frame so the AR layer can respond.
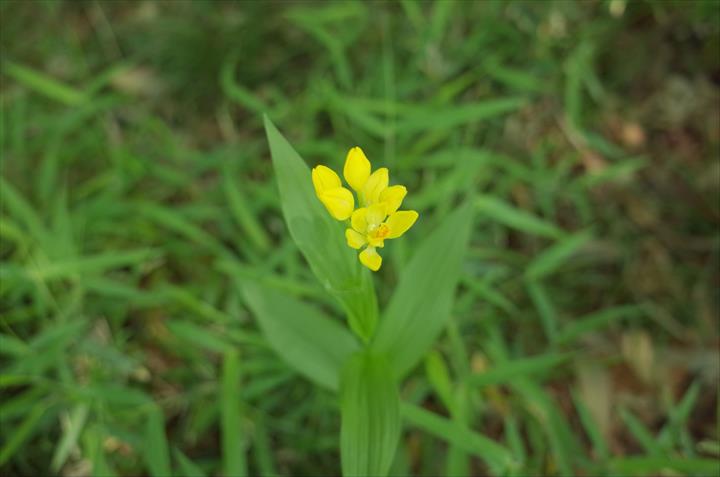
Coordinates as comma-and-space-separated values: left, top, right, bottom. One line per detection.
312, 147, 418, 271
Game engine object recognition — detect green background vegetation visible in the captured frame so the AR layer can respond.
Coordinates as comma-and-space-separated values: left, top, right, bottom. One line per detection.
1, 0, 719, 476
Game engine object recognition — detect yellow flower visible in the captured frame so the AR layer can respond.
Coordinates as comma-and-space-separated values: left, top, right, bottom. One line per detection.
312, 146, 419, 271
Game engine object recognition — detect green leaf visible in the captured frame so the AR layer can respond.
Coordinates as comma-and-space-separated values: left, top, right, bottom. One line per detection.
401, 403, 517, 474
476, 195, 563, 239
0, 403, 47, 466
425, 350, 455, 414
467, 353, 570, 388
556, 304, 644, 345
252, 417, 278, 477
659, 380, 702, 446
524, 231, 592, 281
512, 380, 579, 476
608, 457, 719, 476
372, 203, 474, 378
619, 407, 664, 456
50, 404, 89, 472
263, 115, 378, 341
241, 280, 359, 391
0, 176, 46, 239
144, 405, 172, 477
222, 161, 271, 253
3, 61, 88, 106
526, 281, 558, 343
173, 449, 207, 477
395, 98, 526, 133
15, 249, 159, 282
84, 425, 116, 477
72, 384, 152, 407
167, 321, 234, 354
222, 350, 247, 477
340, 352, 401, 477
571, 390, 609, 461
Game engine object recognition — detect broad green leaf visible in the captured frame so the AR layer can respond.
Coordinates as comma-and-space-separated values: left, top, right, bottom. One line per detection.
241, 280, 359, 391
263, 116, 377, 341
476, 195, 563, 239
222, 350, 247, 477
372, 203, 474, 378
144, 405, 171, 477
340, 352, 400, 477
401, 403, 517, 474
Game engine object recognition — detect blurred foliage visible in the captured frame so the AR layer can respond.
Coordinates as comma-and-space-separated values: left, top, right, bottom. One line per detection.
1, 0, 719, 476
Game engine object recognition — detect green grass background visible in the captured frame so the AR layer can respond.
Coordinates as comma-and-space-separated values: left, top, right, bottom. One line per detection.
1, 1, 719, 476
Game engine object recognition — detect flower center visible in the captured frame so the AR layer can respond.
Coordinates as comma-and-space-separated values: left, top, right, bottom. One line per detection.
370, 223, 390, 240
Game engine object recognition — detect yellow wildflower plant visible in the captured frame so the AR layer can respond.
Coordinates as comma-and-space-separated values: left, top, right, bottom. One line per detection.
312, 146, 418, 271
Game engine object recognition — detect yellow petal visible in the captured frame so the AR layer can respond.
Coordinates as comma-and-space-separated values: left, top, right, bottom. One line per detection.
318, 187, 354, 220
366, 203, 387, 229
362, 167, 388, 205
311, 165, 341, 196
351, 208, 368, 234
380, 185, 407, 214
345, 229, 366, 249
386, 210, 418, 239
359, 246, 382, 271
343, 147, 371, 192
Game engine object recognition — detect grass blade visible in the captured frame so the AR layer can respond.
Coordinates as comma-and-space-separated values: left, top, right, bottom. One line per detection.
174, 449, 207, 477
144, 406, 171, 477
395, 98, 525, 133
468, 353, 570, 388
525, 231, 592, 281
0, 403, 47, 466
222, 350, 247, 477
50, 404, 89, 472
401, 402, 517, 474
476, 195, 563, 239
3, 61, 88, 106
